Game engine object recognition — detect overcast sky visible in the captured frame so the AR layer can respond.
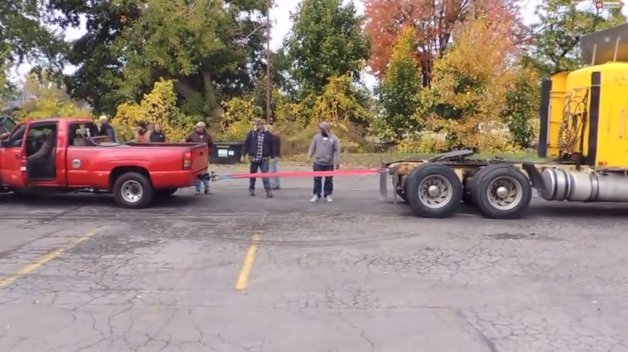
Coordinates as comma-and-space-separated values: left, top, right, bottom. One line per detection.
9, 0, 628, 88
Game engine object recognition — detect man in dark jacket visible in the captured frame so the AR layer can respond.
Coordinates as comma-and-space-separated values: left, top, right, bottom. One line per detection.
98, 115, 117, 142
243, 118, 274, 198
186, 122, 214, 195
150, 124, 166, 142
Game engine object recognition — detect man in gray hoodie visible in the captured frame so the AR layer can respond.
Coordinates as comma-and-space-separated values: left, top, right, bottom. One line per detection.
307, 121, 341, 202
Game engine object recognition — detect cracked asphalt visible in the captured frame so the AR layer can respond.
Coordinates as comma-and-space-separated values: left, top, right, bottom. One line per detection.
1, 164, 628, 352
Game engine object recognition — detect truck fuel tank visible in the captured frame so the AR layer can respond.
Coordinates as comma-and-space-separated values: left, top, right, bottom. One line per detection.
540, 167, 628, 202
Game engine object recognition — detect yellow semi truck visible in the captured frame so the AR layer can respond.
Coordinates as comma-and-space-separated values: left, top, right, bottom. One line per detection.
379, 23, 628, 219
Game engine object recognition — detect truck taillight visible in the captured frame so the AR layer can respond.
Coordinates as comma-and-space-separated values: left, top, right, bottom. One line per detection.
183, 151, 192, 169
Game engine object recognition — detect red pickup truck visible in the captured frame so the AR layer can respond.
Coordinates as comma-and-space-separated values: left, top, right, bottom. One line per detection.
0, 118, 209, 208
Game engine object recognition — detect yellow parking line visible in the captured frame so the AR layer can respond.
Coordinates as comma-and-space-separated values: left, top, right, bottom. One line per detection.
235, 232, 262, 291
0, 228, 101, 289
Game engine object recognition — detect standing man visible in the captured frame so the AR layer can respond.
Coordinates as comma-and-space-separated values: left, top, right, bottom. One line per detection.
150, 124, 166, 142
134, 121, 150, 143
98, 115, 117, 142
243, 118, 274, 198
266, 123, 281, 190
307, 121, 340, 203
186, 122, 214, 195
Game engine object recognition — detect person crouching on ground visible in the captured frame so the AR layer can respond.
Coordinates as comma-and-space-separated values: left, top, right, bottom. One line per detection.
266, 123, 281, 190
243, 118, 274, 198
186, 122, 214, 195
308, 121, 340, 203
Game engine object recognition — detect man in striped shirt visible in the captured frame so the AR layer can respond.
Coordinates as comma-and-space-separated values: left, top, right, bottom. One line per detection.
243, 118, 275, 198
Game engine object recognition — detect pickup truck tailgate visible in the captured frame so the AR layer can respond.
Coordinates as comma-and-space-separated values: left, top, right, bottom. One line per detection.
189, 144, 209, 173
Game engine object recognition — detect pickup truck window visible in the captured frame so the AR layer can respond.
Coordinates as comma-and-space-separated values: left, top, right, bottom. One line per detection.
69, 122, 102, 146
7, 124, 26, 148
26, 123, 57, 157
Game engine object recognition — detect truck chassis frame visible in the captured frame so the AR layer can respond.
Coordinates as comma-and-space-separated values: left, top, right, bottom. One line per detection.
380, 150, 628, 219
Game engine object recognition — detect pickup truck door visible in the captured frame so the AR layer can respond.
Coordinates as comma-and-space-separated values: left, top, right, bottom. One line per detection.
0, 123, 28, 188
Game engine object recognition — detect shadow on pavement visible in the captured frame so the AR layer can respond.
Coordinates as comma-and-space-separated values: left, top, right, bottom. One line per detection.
0, 191, 200, 209
387, 199, 628, 220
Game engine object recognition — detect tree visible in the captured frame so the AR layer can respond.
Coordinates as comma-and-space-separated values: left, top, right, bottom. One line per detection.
113, 79, 194, 142
285, 0, 370, 96
363, 0, 523, 86
500, 67, 540, 149
57, 0, 269, 118
218, 96, 262, 141
0, 0, 68, 94
417, 11, 524, 152
15, 72, 92, 120
525, 0, 626, 78
378, 26, 423, 142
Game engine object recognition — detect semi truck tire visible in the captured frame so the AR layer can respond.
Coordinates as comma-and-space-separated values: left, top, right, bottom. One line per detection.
113, 172, 155, 209
471, 165, 532, 219
406, 163, 463, 218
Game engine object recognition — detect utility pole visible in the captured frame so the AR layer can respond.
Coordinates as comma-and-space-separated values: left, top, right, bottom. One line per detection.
265, 0, 272, 124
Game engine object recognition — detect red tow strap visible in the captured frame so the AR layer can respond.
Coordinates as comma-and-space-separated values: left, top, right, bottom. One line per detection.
213, 167, 385, 180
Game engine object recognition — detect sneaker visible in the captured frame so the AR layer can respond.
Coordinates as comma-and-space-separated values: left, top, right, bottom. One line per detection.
325, 195, 333, 203
249, 189, 255, 196
266, 190, 274, 198
204, 188, 210, 195
310, 195, 320, 202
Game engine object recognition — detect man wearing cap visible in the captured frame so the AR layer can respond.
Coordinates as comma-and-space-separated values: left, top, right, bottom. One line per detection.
307, 121, 341, 202
186, 122, 214, 195
243, 118, 275, 198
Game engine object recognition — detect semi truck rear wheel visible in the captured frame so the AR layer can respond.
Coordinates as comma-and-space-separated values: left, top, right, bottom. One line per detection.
406, 163, 463, 218
471, 165, 532, 219
113, 172, 155, 209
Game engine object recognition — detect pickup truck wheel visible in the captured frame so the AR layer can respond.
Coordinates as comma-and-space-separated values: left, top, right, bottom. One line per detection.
471, 165, 532, 219
406, 163, 463, 218
113, 172, 154, 209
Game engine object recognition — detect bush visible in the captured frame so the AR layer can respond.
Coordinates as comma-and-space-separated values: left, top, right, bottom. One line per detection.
113, 79, 195, 142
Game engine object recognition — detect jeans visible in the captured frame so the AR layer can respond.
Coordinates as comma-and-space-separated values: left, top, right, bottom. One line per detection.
249, 158, 271, 190
313, 162, 334, 197
194, 173, 209, 192
269, 157, 280, 189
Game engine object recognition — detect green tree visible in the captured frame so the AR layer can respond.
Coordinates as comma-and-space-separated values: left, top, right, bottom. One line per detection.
0, 0, 68, 94
500, 67, 540, 149
56, 0, 268, 118
16, 72, 92, 120
377, 26, 423, 142
285, 0, 370, 96
525, 0, 626, 77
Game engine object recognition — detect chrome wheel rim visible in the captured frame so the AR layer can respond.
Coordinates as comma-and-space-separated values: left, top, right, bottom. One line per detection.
121, 180, 143, 203
418, 175, 453, 209
486, 176, 523, 211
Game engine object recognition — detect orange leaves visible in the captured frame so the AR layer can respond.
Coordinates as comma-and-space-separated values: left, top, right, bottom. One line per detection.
417, 10, 530, 152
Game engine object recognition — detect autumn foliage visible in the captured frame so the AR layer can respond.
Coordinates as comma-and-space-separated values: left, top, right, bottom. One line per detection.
363, 0, 524, 86
416, 11, 531, 152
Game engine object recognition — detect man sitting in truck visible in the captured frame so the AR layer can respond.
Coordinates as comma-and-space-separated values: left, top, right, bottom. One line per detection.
27, 129, 56, 179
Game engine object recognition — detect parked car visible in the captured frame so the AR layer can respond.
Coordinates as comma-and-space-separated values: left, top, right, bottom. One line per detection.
0, 118, 209, 208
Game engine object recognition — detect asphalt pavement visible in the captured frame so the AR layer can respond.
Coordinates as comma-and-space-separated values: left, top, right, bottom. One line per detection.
1, 164, 628, 352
